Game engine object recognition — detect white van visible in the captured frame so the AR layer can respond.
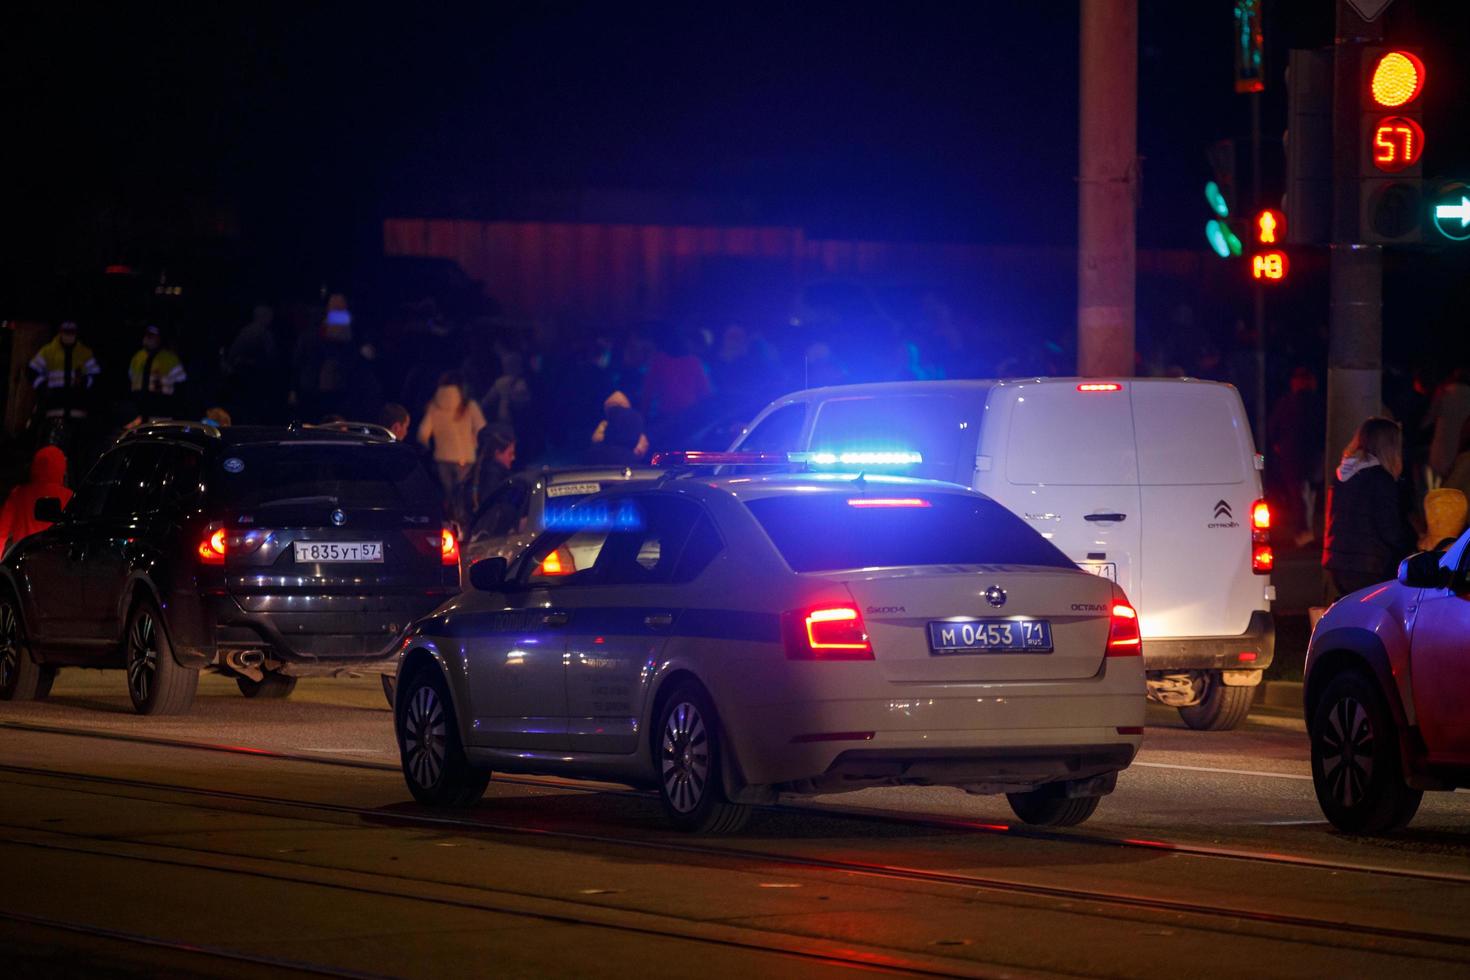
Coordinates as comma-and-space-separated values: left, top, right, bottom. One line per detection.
732, 378, 1275, 730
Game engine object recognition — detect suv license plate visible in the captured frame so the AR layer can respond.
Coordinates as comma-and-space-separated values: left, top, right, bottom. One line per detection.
928, 619, 1052, 654
293, 542, 384, 563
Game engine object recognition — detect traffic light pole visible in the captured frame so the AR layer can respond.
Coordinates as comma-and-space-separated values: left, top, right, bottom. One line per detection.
1325, 3, 1385, 480
1077, 0, 1137, 378
1251, 91, 1267, 449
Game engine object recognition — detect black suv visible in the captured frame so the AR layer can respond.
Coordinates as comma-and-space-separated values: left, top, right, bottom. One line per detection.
0, 422, 458, 714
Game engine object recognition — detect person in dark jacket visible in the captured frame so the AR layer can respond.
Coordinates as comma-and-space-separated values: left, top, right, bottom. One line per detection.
1323, 416, 1415, 596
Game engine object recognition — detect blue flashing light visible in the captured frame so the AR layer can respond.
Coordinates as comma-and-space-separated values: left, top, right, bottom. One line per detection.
790, 450, 923, 467
541, 500, 643, 532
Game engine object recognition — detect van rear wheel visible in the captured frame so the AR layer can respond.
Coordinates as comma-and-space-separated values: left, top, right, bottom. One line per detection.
1178, 673, 1253, 731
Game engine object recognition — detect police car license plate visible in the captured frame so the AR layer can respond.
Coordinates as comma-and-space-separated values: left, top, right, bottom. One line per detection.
1078, 561, 1116, 582
928, 619, 1052, 653
293, 542, 383, 563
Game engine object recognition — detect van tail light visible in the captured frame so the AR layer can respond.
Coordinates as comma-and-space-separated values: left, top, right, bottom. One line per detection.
440, 526, 460, 566
1107, 602, 1142, 656
784, 604, 874, 660
197, 525, 226, 565
1251, 497, 1273, 574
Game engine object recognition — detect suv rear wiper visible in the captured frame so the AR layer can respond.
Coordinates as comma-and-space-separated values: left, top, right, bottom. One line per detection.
250, 495, 341, 509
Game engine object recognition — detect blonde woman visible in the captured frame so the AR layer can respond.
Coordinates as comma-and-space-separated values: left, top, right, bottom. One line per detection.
1323, 417, 1415, 596
417, 372, 486, 517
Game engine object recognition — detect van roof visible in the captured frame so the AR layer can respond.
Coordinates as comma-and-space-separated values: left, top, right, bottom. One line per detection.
771, 376, 1237, 402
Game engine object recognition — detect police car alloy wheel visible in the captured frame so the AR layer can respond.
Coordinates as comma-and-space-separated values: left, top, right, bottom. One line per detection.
396, 668, 489, 808
655, 683, 750, 835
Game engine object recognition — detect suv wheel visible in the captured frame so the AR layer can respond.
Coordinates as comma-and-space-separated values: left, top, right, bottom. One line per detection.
0, 595, 55, 701
656, 683, 750, 834
125, 601, 197, 715
395, 667, 488, 807
1006, 784, 1102, 827
236, 672, 297, 699
1311, 671, 1422, 833
1178, 672, 1254, 731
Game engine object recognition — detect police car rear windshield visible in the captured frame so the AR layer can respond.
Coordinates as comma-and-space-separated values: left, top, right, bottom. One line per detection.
745, 493, 1074, 573
217, 446, 440, 511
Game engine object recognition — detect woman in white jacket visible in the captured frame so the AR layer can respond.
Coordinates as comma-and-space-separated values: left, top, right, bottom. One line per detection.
417, 372, 486, 519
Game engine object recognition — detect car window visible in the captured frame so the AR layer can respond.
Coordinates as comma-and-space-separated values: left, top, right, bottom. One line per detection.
745, 491, 1075, 573
470, 480, 530, 539
519, 494, 719, 587
157, 445, 207, 512
739, 404, 805, 453
67, 449, 128, 520
216, 444, 440, 512
109, 444, 169, 518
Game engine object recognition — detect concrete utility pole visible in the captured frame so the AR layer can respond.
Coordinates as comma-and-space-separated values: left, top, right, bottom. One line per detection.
1077, 0, 1139, 378
1325, 2, 1385, 471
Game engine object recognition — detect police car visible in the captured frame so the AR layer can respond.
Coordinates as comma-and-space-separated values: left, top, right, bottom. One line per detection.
391, 455, 1145, 832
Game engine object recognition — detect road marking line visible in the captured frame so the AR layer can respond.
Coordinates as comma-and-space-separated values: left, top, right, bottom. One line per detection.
1134, 761, 1312, 781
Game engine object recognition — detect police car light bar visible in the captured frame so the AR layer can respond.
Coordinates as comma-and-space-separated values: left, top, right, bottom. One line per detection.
790, 450, 923, 466
650, 450, 792, 467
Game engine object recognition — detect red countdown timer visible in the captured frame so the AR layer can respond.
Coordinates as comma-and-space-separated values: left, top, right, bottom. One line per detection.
1372, 116, 1424, 172
1251, 250, 1289, 282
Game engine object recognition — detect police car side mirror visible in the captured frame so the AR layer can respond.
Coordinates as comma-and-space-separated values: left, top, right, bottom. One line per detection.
33, 497, 64, 523
1398, 551, 1450, 589
469, 556, 509, 592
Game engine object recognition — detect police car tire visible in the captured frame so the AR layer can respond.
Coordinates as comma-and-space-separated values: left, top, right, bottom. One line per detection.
0, 594, 54, 701
396, 667, 489, 808
656, 682, 750, 835
236, 672, 297, 699
1178, 674, 1253, 731
1310, 671, 1422, 834
1006, 786, 1101, 827
125, 601, 197, 716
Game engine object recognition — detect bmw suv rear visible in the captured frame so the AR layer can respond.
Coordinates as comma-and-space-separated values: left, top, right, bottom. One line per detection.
0, 421, 458, 714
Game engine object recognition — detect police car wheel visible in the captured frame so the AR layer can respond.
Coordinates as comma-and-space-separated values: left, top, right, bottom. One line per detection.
396, 667, 488, 807
656, 682, 750, 835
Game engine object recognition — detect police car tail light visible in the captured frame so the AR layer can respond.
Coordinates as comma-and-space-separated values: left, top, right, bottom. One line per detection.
846, 497, 931, 508
1076, 382, 1123, 392
1251, 498, 1272, 574
784, 604, 874, 660
440, 526, 460, 566
197, 525, 226, 565
1106, 602, 1142, 656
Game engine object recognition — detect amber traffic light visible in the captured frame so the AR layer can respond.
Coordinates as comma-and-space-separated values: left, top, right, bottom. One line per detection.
1369, 51, 1425, 108
1360, 48, 1426, 244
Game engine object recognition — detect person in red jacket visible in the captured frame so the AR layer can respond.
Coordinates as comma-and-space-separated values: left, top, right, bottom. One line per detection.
0, 446, 72, 555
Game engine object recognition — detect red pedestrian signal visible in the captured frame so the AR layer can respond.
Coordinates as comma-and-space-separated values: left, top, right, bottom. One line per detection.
1255, 208, 1283, 245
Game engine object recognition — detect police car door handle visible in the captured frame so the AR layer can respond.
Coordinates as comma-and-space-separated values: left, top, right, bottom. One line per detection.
542, 611, 569, 626
1083, 512, 1127, 523
644, 612, 674, 628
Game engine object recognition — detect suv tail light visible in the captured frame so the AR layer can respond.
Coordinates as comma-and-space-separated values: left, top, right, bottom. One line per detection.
784, 604, 874, 660
1107, 602, 1142, 656
197, 525, 226, 565
1251, 498, 1273, 574
440, 526, 460, 566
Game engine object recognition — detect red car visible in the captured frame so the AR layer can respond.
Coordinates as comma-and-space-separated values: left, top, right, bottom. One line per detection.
1304, 535, 1470, 832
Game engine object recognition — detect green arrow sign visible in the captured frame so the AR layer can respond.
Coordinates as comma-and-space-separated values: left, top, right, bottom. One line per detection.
1432, 184, 1470, 242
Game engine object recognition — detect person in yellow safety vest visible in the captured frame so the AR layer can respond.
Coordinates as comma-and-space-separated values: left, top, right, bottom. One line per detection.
128, 324, 188, 419
28, 321, 100, 420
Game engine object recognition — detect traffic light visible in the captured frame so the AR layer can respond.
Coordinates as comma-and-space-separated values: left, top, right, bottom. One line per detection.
1360, 47, 1425, 244
1250, 209, 1289, 282
1204, 140, 1242, 259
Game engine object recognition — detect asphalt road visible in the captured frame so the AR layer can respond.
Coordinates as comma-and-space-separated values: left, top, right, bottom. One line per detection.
3, 671, 1468, 978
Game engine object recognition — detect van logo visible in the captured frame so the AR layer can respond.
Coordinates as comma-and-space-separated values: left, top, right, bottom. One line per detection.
983, 585, 1007, 608
331, 509, 347, 527
1208, 499, 1240, 529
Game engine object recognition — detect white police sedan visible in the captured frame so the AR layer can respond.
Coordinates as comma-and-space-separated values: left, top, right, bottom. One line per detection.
392, 467, 1145, 833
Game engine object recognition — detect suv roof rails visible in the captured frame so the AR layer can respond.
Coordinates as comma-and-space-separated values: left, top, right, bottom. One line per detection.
288, 420, 397, 441
120, 420, 223, 441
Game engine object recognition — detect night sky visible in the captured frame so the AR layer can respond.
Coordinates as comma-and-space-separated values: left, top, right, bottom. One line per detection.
4, 1, 1466, 326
